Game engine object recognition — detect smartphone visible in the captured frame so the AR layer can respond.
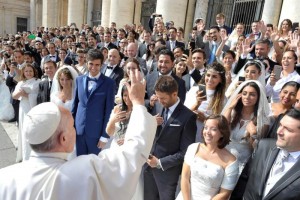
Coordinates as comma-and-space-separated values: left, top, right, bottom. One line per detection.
198, 84, 206, 98
120, 103, 127, 111
273, 65, 282, 80
292, 22, 299, 32
189, 39, 196, 51
238, 76, 245, 82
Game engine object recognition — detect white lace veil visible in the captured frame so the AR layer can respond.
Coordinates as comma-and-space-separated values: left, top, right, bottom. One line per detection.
51, 65, 79, 98
226, 60, 266, 98
222, 80, 270, 139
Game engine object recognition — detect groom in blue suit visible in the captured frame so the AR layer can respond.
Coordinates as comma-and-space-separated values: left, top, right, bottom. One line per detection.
72, 49, 115, 156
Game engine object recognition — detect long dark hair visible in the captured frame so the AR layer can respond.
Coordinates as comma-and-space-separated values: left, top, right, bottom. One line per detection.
121, 83, 130, 111
231, 81, 260, 129
202, 62, 226, 114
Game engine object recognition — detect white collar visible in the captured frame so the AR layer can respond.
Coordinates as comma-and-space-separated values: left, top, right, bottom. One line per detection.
30, 151, 69, 161
88, 72, 101, 79
168, 98, 180, 113
159, 71, 172, 76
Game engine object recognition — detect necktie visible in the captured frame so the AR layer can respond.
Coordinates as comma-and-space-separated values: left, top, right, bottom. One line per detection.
87, 77, 97, 82
208, 43, 217, 64
272, 150, 289, 176
49, 80, 52, 90
162, 108, 169, 126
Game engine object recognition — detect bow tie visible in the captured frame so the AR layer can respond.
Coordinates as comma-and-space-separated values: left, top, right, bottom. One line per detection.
87, 77, 97, 82
107, 66, 113, 70
50, 55, 56, 58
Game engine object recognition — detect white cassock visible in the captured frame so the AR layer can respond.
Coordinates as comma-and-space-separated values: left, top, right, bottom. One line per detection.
0, 105, 157, 200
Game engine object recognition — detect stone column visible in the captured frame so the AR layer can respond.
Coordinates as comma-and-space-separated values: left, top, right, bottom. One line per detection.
155, 0, 188, 28
30, 0, 36, 30
87, 0, 94, 26
184, 0, 196, 42
110, 0, 134, 28
133, 0, 142, 25
101, 0, 111, 27
194, 0, 209, 23
261, 0, 282, 25
68, 0, 85, 26
36, 0, 43, 27
279, 0, 300, 26
43, 0, 59, 27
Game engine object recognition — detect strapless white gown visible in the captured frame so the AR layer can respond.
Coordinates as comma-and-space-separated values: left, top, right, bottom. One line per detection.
176, 143, 239, 200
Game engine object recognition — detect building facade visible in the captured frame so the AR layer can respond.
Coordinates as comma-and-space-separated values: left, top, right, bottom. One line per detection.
0, 0, 299, 38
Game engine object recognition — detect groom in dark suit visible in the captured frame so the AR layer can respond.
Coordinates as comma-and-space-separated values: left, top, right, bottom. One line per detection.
37, 60, 57, 104
231, 108, 300, 200
144, 76, 197, 200
72, 49, 115, 156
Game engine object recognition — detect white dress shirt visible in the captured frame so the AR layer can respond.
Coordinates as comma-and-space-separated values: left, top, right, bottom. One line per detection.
104, 64, 116, 77
88, 72, 101, 92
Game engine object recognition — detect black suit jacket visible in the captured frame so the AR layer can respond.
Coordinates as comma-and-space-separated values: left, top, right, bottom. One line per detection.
231, 139, 300, 200
5, 75, 17, 93
166, 40, 185, 51
146, 100, 197, 170
182, 69, 203, 91
101, 64, 124, 95
146, 71, 186, 102
97, 42, 118, 50
36, 78, 51, 105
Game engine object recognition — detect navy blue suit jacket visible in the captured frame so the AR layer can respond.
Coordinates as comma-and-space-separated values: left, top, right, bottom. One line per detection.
72, 74, 115, 140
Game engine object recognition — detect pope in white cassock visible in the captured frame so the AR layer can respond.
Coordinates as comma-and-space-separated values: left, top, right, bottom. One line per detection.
0, 70, 156, 200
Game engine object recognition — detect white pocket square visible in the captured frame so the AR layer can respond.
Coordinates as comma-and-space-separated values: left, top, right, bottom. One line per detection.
169, 124, 180, 126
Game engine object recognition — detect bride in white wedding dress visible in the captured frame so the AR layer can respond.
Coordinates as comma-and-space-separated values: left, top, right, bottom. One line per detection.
0, 70, 14, 121
51, 65, 78, 111
51, 65, 78, 159
176, 115, 238, 200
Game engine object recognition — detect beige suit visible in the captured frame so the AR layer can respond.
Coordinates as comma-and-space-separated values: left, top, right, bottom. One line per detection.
0, 105, 157, 200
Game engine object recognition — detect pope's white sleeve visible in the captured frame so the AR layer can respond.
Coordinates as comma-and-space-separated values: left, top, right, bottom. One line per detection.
94, 105, 157, 200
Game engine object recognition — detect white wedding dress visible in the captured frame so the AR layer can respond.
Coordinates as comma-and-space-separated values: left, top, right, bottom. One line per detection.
0, 78, 14, 121
15, 78, 41, 162
50, 92, 73, 111
176, 143, 239, 200
226, 120, 252, 174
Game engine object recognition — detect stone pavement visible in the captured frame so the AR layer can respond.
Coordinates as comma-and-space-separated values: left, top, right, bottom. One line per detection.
0, 121, 18, 169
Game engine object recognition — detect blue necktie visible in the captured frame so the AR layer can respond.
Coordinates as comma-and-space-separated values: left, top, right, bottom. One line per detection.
208, 44, 217, 64
162, 108, 169, 126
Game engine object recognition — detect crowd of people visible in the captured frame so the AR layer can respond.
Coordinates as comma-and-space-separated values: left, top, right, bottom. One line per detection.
1, 11, 300, 199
